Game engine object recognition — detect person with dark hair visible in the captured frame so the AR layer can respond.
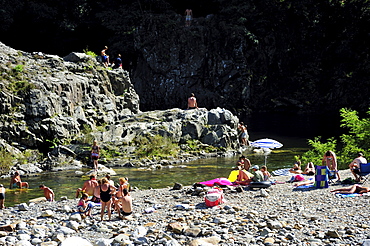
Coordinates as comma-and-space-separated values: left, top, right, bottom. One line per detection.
113, 54, 122, 69
187, 93, 198, 109
119, 188, 132, 218
322, 150, 341, 182
0, 184, 5, 209
39, 184, 54, 202
349, 152, 368, 182
9, 171, 29, 189
77, 193, 94, 217
238, 122, 248, 146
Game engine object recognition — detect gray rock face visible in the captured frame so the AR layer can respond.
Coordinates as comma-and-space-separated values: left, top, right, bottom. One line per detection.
0, 43, 140, 150
0, 42, 246, 172
0, 43, 139, 154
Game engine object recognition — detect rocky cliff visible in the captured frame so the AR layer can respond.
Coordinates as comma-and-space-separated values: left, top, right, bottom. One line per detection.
0, 42, 242, 173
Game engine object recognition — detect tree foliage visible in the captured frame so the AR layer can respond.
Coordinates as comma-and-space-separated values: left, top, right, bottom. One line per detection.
301, 108, 370, 169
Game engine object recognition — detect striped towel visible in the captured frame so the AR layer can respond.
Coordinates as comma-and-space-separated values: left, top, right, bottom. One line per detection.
272, 168, 291, 176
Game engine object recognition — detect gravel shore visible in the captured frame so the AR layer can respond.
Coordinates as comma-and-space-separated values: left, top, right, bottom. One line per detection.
0, 169, 369, 246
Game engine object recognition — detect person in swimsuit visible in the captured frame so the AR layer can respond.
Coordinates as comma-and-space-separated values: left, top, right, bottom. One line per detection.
76, 174, 98, 198
39, 184, 54, 202
0, 184, 5, 209
119, 188, 132, 218
90, 179, 101, 203
91, 140, 101, 171
322, 150, 341, 182
77, 193, 94, 217
101, 46, 110, 67
187, 93, 198, 109
100, 177, 115, 221
238, 122, 249, 146
330, 184, 370, 194
9, 171, 29, 189
184, 8, 193, 27
302, 162, 315, 175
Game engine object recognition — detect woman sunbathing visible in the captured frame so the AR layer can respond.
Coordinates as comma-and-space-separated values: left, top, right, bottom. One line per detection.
330, 184, 370, 194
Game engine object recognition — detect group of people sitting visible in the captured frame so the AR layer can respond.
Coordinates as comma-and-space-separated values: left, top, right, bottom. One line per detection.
75, 174, 132, 221
290, 151, 368, 183
233, 155, 271, 185
289, 151, 370, 194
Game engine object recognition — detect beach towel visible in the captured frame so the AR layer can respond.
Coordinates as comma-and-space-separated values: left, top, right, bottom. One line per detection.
335, 193, 363, 198
314, 166, 329, 189
272, 168, 291, 176
199, 178, 233, 187
294, 184, 314, 189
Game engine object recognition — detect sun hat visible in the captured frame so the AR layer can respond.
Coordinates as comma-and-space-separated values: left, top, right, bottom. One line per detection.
0, 184, 3, 187
252, 165, 259, 170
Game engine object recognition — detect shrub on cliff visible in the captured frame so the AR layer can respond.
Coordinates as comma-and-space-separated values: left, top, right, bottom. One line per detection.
0, 148, 13, 175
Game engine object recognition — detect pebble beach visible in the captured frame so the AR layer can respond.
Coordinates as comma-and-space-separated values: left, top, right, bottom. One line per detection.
0, 169, 369, 246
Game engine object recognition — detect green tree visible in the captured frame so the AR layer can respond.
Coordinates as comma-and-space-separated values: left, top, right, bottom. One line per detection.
302, 108, 370, 169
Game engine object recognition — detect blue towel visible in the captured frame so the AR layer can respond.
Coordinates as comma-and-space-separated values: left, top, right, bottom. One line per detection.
335, 193, 362, 198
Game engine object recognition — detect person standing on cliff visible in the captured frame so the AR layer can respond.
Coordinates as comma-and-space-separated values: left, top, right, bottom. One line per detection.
101, 46, 110, 67
185, 9, 193, 27
187, 93, 198, 109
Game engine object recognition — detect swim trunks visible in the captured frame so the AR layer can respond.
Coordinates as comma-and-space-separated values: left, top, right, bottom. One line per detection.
12, 183, 18, 188
186, 15, 192, 21
90, 196, 101, 203
0, 193, 5, 200
188, 107, 196, 109
91, 153, 99, 160
120, 210, 132, 216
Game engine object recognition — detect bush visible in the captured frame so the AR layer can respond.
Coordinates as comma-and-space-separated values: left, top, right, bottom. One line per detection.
0, 148, 13, 175
135, 135, 179, 158
301, 108, 370, 169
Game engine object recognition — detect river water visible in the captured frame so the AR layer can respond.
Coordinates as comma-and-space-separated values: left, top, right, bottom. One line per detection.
1, 112, 342, 207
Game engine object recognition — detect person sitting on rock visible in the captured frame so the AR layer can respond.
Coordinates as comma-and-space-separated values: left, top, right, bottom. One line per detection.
9, 171, 29, 189
78, 193, 94, 217
39, 184, 54, 202
119, 188, 133, 218
235, 165, 253, 185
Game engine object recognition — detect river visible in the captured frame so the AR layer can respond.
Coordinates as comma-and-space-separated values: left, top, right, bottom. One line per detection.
1, 112, 343, 207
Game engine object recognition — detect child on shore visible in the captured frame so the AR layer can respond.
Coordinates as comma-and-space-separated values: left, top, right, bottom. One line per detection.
260, 166, 272, 181
78, 193, 94, 217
